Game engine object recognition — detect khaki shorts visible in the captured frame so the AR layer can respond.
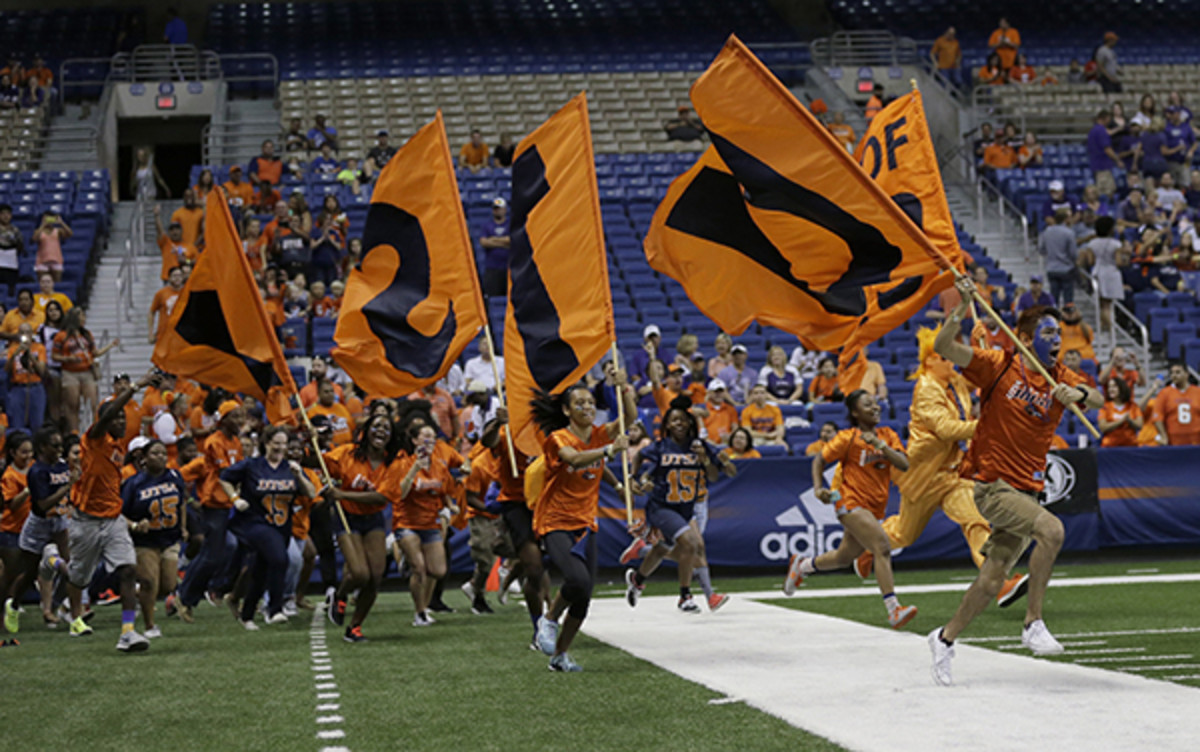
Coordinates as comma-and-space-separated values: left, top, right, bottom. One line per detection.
468, 516, 515, 564
973, 479, 1043, 573
61, 369, 97, 390
136, 542, 181, 597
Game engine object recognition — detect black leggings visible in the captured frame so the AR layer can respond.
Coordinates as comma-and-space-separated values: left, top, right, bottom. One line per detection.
542, 530, 597, 620
307, 502, 339, 589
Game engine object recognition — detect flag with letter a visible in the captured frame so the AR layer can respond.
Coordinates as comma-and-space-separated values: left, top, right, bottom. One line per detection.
333, 111, 486, 397
153, 187, 296, 422
645, 36, 960, 360
504, 92, 614, 455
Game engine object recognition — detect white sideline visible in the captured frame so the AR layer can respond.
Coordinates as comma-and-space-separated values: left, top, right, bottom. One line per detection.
582, 595, 1200, 752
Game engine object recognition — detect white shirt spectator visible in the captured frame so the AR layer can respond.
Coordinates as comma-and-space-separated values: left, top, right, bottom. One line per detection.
1130, 111, 1152, 129
460, 395, 501, 443
788, 345, 821, 381
437, 363, 465, 396
1156, 187, 1186, 209
464, 355, 505, 391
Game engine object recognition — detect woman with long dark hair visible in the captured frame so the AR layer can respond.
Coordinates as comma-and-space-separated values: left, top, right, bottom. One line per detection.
530, 377, 635, 672
37, 300, 65, 425
52, 308, 117, 433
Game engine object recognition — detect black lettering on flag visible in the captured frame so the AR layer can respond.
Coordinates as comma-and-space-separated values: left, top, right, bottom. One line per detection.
175, 290, 275, 393
509, 146, 581, 392
359, 203, 457, 380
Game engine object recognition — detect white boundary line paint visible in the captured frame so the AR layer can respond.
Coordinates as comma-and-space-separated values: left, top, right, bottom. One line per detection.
309, 607, 349, 752
583, 594, 1200, 752
962, 626, 1200, 643
1075, 653, 1193, 664
1122, 664, 1200, 672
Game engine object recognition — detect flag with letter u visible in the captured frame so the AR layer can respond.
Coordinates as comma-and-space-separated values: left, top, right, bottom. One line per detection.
504, 92, 614, 455
153, 187, 296, 422
333, 111, 486, 397
645, 36, 960, 359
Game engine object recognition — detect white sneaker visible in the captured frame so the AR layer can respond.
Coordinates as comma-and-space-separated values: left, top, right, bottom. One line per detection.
461, 581, 477, 602
1021, 619, 1064, 656
412, 612, 433, 627
677, 595, 701, 613
144, 626, 163, 639
241, 619, 260, 631
508, 579, 522, 595
282, 599, 299, 617
624, 568, 644, 608
928, 628, 955, 686
116, 630, 150, 652
782, 555, 806, 596
266, 612, 289, 625
535, 615, 559, 656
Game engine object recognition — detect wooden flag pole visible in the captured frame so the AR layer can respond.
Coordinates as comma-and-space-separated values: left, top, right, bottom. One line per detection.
294, 397, 351, 531
610, 342, 633, 524
481, 321, 519, 478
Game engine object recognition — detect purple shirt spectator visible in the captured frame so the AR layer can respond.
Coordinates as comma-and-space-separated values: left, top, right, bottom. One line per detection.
1016, 287, 1056, 314
477, 216, 510, 270
717, 363, 756, 405
1087, 122, 1116, 172
164, 15, 188, 45
1139, 130, 1169, 177
1164, 118, 1195, 164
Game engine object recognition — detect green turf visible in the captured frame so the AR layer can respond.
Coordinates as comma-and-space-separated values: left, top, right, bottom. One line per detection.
0, 590, 845, 752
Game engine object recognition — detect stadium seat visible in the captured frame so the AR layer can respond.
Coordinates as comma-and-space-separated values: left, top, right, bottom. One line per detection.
1165, 323, 1197, 360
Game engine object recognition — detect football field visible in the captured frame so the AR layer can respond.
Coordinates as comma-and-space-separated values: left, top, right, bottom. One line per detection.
3, 558, 1199, 751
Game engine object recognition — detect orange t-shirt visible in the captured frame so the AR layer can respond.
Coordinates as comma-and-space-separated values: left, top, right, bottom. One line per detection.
1099, 401, 1142, 448
804, 439, 827, 456
312, 296, 338, 318
300, 380, 344, 408
720, 448, 762, 461
821, 426, 904, 518
741, 403, 783, 434
222, 180, 255, 209
1138, 401, 1160, 446
51, 330, 94, 372
1008, 65, 1036, 83
6, 342, 46, 384
534, 425, 609, 536
988, 28, 1021, 68
959, 349, 1086, 492
149, 285, 183, 342
1153, 384, 1200, 446
983, 143, 1018, 169
200, 431, 243, 508
1059, 322, 1095, 361
309, 402, 355, 446
0, 465, 30, 533
384, 452, 455, 530
703, 401, 739, 443
931, 35, 960, 69
464, 445, 499, 521
493, 425, 531, 503
141, 387, 167, 421
121, 400, 143, 447
459, 142, 489, 167
323, 444, 391, 516
158, 235, 197, 281
75, 432, 126, 518
170, 206, 204, 247
809, 374, 838, 400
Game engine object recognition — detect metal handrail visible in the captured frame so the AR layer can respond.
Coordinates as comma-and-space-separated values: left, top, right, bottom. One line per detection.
218, 52, 281, 107
810, 31, 920, 67
57, 57, 114, 109
1112, 298, 1151, 369
974, 175, 1032, 261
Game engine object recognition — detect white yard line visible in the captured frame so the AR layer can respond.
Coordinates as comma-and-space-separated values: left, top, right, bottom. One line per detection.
583, 595, 1200, 752
1075, 654, 1193, 664
1063, 647, 1147, 655
962, 626, 1200, 643
309, 607, 349, 752
1121, 664, 1200, 672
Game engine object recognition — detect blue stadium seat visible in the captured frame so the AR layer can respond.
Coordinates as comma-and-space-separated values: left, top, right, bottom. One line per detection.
1149, 308, 1180, 345
1165, 323, 1197, 360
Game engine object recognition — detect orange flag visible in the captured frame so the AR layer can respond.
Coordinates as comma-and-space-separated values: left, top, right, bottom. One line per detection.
504, 92, 614, 455
332, 111, 486, 397
153, 187, 296, 422
645, 36, 959, 368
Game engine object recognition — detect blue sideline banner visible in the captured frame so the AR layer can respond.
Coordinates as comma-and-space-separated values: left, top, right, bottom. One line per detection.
1096, 447, 1200, 547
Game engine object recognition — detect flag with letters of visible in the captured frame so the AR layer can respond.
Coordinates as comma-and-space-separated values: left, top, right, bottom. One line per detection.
645, 36, 960, 365
153, 187, 297, 422
504, 92, 614, 455
333, 111, 487, 397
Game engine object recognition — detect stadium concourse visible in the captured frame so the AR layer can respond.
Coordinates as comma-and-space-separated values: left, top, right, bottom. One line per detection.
2, 1, 1200, 750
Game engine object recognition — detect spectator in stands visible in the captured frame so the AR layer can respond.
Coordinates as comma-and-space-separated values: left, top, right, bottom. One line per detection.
1041, 180, 1077, 223
148, 266, 184, 344
153, 204, 196, 281
809, 98, 828, 126
1153, 173, 1187, 218
1001, 122, 1021, 149
193, 168, 215, 199
309, 280, 336, 319
1115, 120, 1142, 173
1115, 189, 1148, 231
1131, 94, 1156, 129
1008, 54, 1036, 84
170, 188, 204, 248
740, 384, 785, 447
1141, 117, 1174, 182
847, 347, 888, 399
1131, 227, 1184, 294
309, 211, 344, 287
307, 115, 338, 151
38, 300, 64, 423
222, 165, 254, 215
283, 118, 307, 153
251, 178, 281, 214
0, 203, 22, 295
367, 130, 396, 166
407, 383, 457, 442
1015, 275, 1055, 314
1060, 348, 1096, 389
972, 122, 994, 164
0, 74, 18, 109
491, 133, 516, 168
163, 6, 188, 45
20, 75, 45, 109
722, 427, 760, 461
758, 345, 804, 404
319, 195, 349, 237
971, 309, 1013, 352
1167, 91, 1193, 124
25, 55, 53, 99
981, 130, 1017, 175
664, 107, 704, 141
827, 111, 856, 152
1108, 102, 1129, 135
1163, 107, 1196, 188
988, 18, 1021, 71
6, 322, 46, 432
629, 324, 661, 393
1093, 31, 1121, 93
54, 308, 113, 434
976, 53, 1005, 87
804, 422, 839, 457
464, 339, 504, 393
1086, 110, 1120, 199
1060, 302, 1096, 360
35, 273, 72, 315
310, 143, 342, 175
275, 216, 312, 280
337, 157, 372, 195
1097, 376, 1141, 448
864, 84, 884, 122
970, 264, 1006, 309
717, 344, 755, 406
1066, 59, 1086, 85
702, 379, 738, 444
1100, 347, 1147, 392
298, 356, 342, 406
1154, 361, 1200, 446
672, 333, 700, 372
708, 332, 733, 379
809, 357, 840, 403
1081, 183, 1112, 217
132, 147, 170, 199
459, 129, 489, 173
32, 211, 71, 283
248, 139, 282, 188
1088, 216, 1124, 333
1017, 132, 1043, 169
788, 342, 820, 382
1039, 209, 1079, 305
477, 197, 510, 297
930, 27, 962, 88
287, 191, 313, 234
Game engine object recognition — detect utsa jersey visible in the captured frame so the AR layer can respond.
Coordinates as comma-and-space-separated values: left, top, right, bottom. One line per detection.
121, 469, 187, 548
28, 460, 71, 519
221, 457, 303, 531
639, 437, 719, 511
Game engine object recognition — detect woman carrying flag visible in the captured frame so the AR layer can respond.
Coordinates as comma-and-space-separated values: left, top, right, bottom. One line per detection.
530, 375, 635, 672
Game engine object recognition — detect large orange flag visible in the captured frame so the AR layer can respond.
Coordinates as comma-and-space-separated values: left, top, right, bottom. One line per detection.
332, 111, 486, 397
504, 92, 614, 455
153, 187, 296, 422
840, 87, 966, 393
645, 36, 960, 366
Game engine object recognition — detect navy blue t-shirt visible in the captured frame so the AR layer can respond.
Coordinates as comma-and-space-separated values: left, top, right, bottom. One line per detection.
121, 469, 187, 549
477, 218, 510, 270
638, 437, 719, 511
221, 457, 302, 530
28, 460, 71, 518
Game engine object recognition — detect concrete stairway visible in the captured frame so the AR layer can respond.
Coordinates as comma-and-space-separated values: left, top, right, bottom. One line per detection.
209, 98, 279, 166
37, 104, 101, 172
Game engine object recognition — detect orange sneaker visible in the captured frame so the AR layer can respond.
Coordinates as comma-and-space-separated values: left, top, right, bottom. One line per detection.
853, 551, 874, 579
782, 555, 806, 596
888, 604, 918, 629
707, 593, 730, 612
997, 573, 1030, 608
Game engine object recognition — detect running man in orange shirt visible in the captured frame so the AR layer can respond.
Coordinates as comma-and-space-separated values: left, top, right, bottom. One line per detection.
65, 368, 163, 651
531, 378, 636, 672
783, 390, 917, 629
927, 278, 1103, 685
1154, 362, 1200, 445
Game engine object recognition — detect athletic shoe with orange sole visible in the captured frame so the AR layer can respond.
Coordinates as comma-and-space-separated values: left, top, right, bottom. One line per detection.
888, 604, 918, 629
619, 537, 648, 565
996, 573, 1030, 608
782, 555, 807, 596
853, 551, 874, 579
707, 593, 730, 612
